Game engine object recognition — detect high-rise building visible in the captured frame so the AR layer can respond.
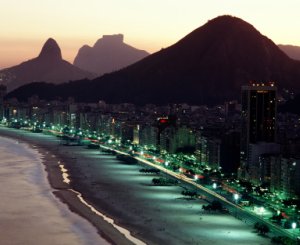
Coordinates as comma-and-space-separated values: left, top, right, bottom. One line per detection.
195, 132, 221, 169
270, 156, 300, 198
240, 82, 278, 180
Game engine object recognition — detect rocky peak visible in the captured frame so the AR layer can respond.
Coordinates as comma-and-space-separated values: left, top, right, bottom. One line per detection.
38, 38, 62, 61
94, 34, 124, 48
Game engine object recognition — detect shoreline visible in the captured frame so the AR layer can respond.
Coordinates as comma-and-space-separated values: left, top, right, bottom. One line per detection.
0, 127, 271, 245
0, 128, 143, 245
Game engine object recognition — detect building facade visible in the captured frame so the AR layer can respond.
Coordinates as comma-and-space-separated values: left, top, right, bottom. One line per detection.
240, 82, 277, 180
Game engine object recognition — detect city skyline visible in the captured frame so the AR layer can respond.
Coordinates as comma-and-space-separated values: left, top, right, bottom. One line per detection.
1, 1, 300, 244
1, 0, 300, 68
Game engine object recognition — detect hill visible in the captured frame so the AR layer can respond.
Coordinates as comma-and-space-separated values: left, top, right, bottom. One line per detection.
0, 38, 95, 92
6, 16, 300, 105
278, 44, 300, 61
73, 34, 149, 75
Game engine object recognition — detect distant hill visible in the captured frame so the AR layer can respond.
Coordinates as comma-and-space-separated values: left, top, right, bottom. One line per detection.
0, 38, 95, 92
6, 16, 300, 105
73, 34, 149, 75
278, 44, 300, 61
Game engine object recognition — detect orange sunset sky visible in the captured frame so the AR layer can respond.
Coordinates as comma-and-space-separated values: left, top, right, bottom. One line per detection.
0, 0, 300, 69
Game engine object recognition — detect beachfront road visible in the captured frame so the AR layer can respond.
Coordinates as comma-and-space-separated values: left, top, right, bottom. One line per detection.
101, 145, 296, 240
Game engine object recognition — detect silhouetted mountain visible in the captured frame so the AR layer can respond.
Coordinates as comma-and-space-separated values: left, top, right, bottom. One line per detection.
38, 38, 62, 61
0, 38, 95, 91
74, 34, 149, 75
278, 44, 300, 61
6, 16, 300, 105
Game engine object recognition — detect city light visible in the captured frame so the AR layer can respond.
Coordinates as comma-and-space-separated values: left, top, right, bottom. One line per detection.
259, 207, 265, 215
2, 79, 300, 244
233, 193, 239, 203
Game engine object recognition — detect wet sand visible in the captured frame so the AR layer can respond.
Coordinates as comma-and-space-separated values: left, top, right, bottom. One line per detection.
0, 127, 271, 245
0, 133, 109, 245
0, 128, 136, 245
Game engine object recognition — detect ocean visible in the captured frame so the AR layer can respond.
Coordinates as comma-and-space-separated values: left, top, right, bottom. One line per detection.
0, 136, 108, 245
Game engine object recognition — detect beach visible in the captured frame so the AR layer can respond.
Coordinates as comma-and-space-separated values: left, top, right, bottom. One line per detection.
0, 127, 271, 245
0, 133, 109, 245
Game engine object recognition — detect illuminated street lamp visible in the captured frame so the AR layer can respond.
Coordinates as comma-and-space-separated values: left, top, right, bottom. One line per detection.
259, 207, 265, 218
292, 222, 297, 238
212, 183, 217, 189
234, 193, 239, 203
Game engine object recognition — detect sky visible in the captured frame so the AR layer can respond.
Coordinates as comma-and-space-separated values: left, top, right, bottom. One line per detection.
0, 0, 300, 69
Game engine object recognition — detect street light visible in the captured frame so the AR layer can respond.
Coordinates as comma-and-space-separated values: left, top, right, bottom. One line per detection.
212, 183, 217, 189
292, 222, 297, 238
259, 207, 265, 218
234, 193, 239, 203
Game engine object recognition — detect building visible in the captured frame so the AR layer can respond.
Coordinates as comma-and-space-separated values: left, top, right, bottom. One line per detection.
195, 132, 221, 169
248, 142, 280, 184
240, 82, 277, 180
280, 158, 300, 198
160, 125, 195, 154
139, 124, 158, 149
220, 130, 240, 175
270, 156, 300, 198
156, 116, 176, 151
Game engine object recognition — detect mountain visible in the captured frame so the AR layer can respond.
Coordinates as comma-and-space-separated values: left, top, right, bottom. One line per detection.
0, 38, 95, 92
6, 16, 300, 105
278, 44, 300, 61
73, 34, 149, 75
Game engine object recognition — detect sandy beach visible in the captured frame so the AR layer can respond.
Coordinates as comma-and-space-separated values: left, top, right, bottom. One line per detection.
0, 132, 110, 245
0, 127, 271, 245
0, 127, 137, 245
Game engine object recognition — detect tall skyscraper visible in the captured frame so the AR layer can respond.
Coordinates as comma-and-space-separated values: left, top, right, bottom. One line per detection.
240, 82, 278, 181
